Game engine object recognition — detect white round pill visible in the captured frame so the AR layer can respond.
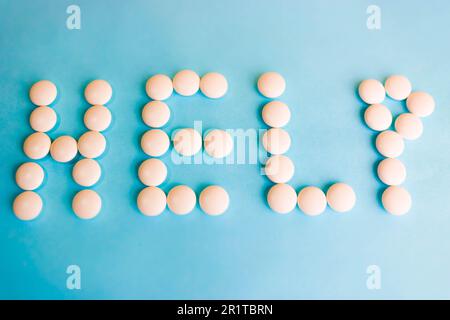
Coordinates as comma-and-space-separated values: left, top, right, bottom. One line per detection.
72, 158, 101, 187
77, 131, 106, 159
173, 128, 202, 157
30, 106, 57, 132
173, 70, 200, 96
84, 80, 112, 105
16, 162, 45, 191
137, 186, 166, 216
167, 185, 196, 215
13, 191, 43, 221
199, 185, 229, 216
297, 186, 327, 216
267, 183, 297, 214
375, 130, 405, 158
50, 135, 78, 163
326, 183, 356, 213
138, 158, 167, 187
29, 80, 57, 106
358, 79, 385, 104
262, 128, 291, 155
377, 158, 406, 186
84, 105, 112, 132
406, 92, 435, 117
264, 155, 295, 184
385, 75, 412, 101
204, 129, 233, 159
142, 101, 171, 128
382, 186, 412, 216
261, 101, 291, 128
257, 72, 286, 98
364, 104, 392, 131
23, 132, 51, 160
146, 74, 173, 101
141, 129, 170, 157
395, 113, 423, 140
72, 189, 101, 219
200, 72, 228, 99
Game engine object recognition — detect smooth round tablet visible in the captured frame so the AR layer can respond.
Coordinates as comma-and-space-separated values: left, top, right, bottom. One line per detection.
297, 186, 327, 216
84, 80, 112, 105
326, 183, 356, 213
264, 155, 295, 184
23, 132, 51, 160
72, 189, 101, 219
377, 158, 406, 186
375, 130, 405, 158
261, 101, 291, 128
267, 183, 297, 214
364, 104, 392, 131
145, 74, 173, 101
13, 191, 43, 221
138, 158, 167, 187
199, 185, 229, 216
29, 106, 57, 132
385, 75, 412, 101
358, 79, 386, 104
137, 186, 166, 216
50, 135, 78, 163
72, 158, 101, 187
394, 113, 423, 140
29, 80, 57, 106
262, 128, 291, 155
204, 129, 234, 159
382, 186, 412, 216
141, 129, 170, 157
173, 70, 200, 96
199, 72, 228, 99
406, 91, 435, 117
142, 101, 171, 128
16, 162, 44, 191
77, 131, 106, 159
84, 105, 112, 132
257, 72, 286, 98
167, 185, 196, 215
173, 128, 202, 156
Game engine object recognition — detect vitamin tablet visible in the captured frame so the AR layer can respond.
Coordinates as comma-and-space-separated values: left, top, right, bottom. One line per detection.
326, 183, 356, 213
267, 183, 297, 214
204, 129, 233, 159
16, 162, 45, 191
77, 131, 106, 159
72, 189, 102, 219
406, 92, 435, 117
84, 80, 112, 105
141, 129, 170, 157
358, 79, 385, 104
364, 104, 392, 131
13, 191, 43, 221
375, 130, 405, 158
30, 106, 57, 132
261, 101, 291, 128
264, 155, 295, 184
199, 72, 228, 99
395, 113, 423, 140
137, 186, 166, 216
297, 186, 327, 216
145, 74, 173, 101
173, 70, 200, 96
262, 128, 291, 155
167, 185, 196, 215
29, 80, 57, 106
72, 159, 101, 187
173, 128, 202, 156
138, 158, 167, 187
50, 136, 78, 162
385, 75, 412, 101
142, 101, 171, 128
382, 186, 412, 216
199, 185, 229, 216
23, 132, 51, 160
84, 105, 112, 132
257, 72, 286, 98
377, 158, 406, 186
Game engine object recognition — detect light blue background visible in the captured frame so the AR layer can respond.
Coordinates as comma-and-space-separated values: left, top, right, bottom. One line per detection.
0, 0, 449, 299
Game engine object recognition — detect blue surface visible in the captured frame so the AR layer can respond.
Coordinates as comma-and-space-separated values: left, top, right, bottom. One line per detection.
1, 0, 449, 299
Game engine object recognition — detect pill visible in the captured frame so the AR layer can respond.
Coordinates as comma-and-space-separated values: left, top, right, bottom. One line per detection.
29, 106, 57, 132
173, 69, 200, 96
173, 128, 202, 156
364, 104, 392, 131
257, 72, 286, 98
264, 155, 295, 184
385, 75, 412, 101
138, 158, 167, 187
261, 101, 291, 128
84, 80, 112, 105
29, 80, 57, 106
16, 162, 45, 191
262, 128, 291, 155
142, 101, 171, 128
394, 113, 423, 140
72, 158, 101, 187
267, 183, 297, 214
145, 74, 173, 101
199, 185, 229, 216
167, 185, 196, 215
382, 186, 412, 216
77, 131, 106, 159
50, 136, 78, 162
141, 129, 170, 157
84, 105, 112, 132
297, 186, 327, 216
377, 158, 406, 186
375, 130, 405, 158
204, 129, 233, 159
200, 72, 228, 99
13, 191, 43, 221
326, 183, 356, 213
72, 189, 102, 219
23, 132, 51, 160
137, 186, 166, 216
406, 91, 435, 117
358, 79, 385, 104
